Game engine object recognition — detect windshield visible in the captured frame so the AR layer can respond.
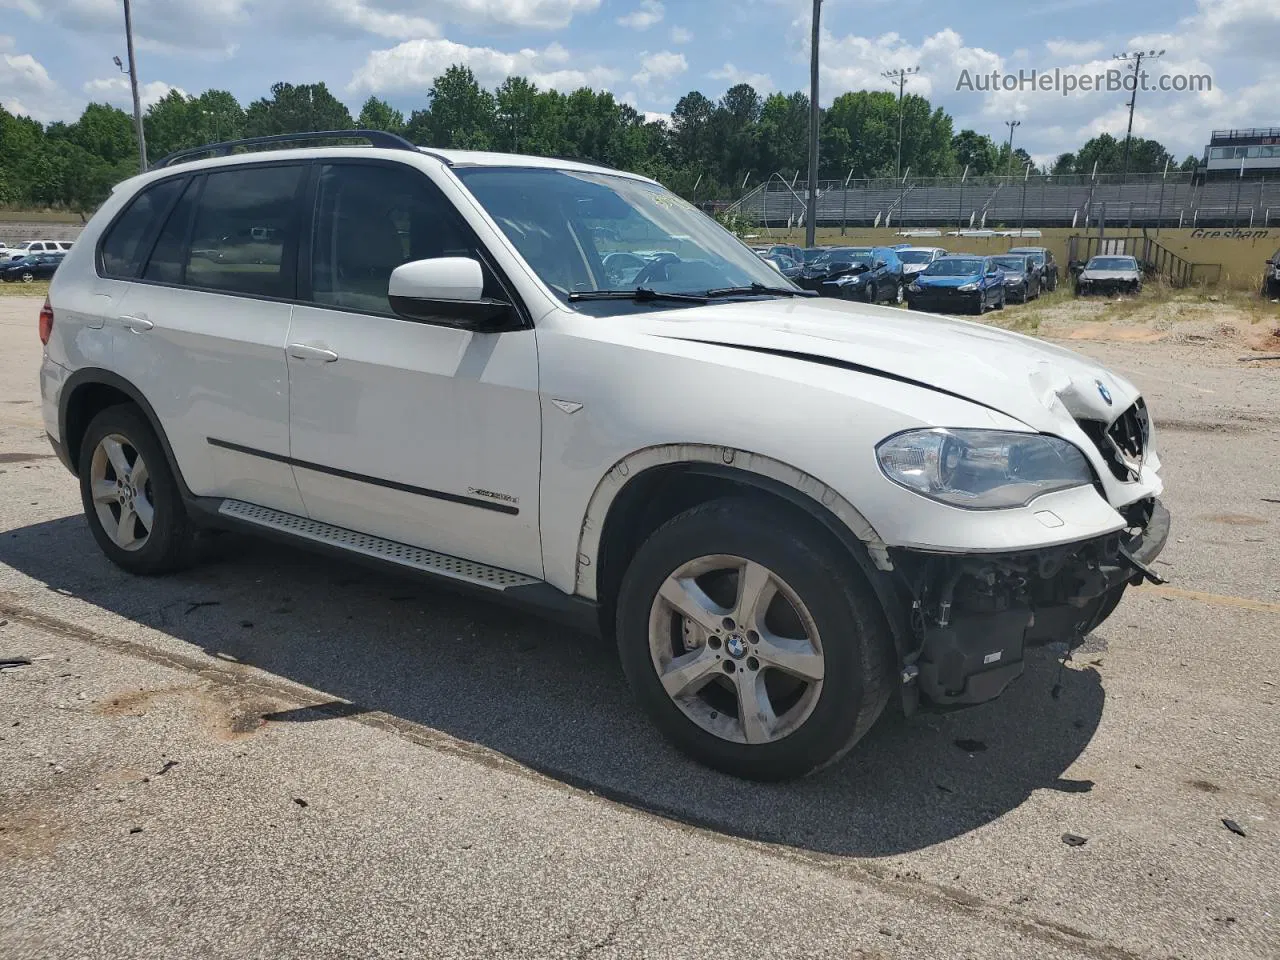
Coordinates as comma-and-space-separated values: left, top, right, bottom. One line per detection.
1088, 257, 1138, 270
802, 248, 828, 263
992, 257, 1027, 270
898, 250, 935, 264
924, 258, 984, 276
454, 167, 790, 307
1011, 250, 1046, 265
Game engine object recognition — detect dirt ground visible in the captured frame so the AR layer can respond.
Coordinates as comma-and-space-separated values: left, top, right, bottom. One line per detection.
0, 294, 1277, 960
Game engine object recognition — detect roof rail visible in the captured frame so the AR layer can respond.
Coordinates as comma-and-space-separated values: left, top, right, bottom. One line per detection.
150, 129, 439, 171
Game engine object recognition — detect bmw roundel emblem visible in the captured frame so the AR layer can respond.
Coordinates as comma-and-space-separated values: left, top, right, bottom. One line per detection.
1096, 380, 1113, 406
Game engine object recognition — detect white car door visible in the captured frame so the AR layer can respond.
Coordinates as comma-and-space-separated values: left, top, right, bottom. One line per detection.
107, 163, 306, 515
285, 159, 543, 577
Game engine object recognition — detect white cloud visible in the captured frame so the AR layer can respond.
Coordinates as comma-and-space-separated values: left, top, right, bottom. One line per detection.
83, 76, 187, 109
669, 25, 691, 44
319, 0, 438, 38
1045, 38, 1104, 60
643, 110, 671, 125
617, 0, 663, 29
708, 63, 775, 93
349, 37, 620, 94
632, 50, 686, 88
0, 36, 65, 122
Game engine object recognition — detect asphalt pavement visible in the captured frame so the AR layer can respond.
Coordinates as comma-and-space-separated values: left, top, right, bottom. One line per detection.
0, 298, 1276, 959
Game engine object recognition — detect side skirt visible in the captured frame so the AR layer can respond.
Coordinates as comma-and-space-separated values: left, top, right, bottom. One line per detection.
186, 497, 603, 637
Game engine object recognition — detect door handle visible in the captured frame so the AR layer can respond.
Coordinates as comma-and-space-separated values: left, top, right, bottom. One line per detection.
288, 343, 339, 363
118, 315, 153, 333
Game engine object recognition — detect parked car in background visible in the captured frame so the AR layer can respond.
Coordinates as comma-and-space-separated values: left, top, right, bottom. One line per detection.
801, 246, 904, 303
4, 240, 67, 261
1263, 248, 1280, 297
896, 246, 947, 281
1076, 255, 1142, 296
800, 246, 829, 264
907, 255, 1006, 314
1008, 246, 1059, 291
767, 243, 805, 264
991, 254, 1041, 302
1, 251, 64, 282
762, 252, 804, 280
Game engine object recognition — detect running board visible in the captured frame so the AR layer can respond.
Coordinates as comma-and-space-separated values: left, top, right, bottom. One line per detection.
217, 499, 537, 591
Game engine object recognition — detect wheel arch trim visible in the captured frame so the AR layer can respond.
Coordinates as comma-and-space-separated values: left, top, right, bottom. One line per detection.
573, 443, 893, 602
59, 367, 192, 499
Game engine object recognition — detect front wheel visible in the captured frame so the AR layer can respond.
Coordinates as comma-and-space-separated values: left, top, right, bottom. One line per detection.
21, 272, 33, 283
863, 281, 877, 303
616, 499, 894, 781
78, 405, 198, 575
893, 281, 905, 305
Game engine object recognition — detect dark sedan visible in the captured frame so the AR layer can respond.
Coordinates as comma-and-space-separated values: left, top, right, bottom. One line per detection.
801, 246, 905, 303
1, 252, 64, 283
1007, 246, 1059, 291
991, 254, 1041, 303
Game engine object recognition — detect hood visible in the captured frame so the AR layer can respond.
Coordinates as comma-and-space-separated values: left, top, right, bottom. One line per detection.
914, 273, 981, 288
1081, 269, 1139, 281
621, 297, 1138, 435
901, 263, 930, 274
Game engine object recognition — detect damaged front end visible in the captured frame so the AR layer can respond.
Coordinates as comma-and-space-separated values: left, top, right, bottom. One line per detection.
893, 498, 1170, 709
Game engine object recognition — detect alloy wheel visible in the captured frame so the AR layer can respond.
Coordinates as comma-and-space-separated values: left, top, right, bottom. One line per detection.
89, 433, 154, 552
647, 554, 825, 745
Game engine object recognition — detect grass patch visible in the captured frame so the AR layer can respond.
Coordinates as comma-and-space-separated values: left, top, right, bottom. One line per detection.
0, 209, 84, 224
0, 280, 51, 298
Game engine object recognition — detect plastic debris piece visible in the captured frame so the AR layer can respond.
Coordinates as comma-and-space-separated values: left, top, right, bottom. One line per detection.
1061, 833, 1088, 847
1222, 818, 1247, 838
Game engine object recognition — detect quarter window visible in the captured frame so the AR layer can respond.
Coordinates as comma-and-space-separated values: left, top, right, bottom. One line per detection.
100, 177, 186, 279
143, 178, 202, 285
183, 165, 305, 298
309, 162, 480, 315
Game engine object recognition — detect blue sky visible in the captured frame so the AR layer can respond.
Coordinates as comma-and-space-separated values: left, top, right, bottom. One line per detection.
3, 0, 1278, 163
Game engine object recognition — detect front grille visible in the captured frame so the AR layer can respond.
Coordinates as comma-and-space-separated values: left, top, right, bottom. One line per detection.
1077, 398, 1149, 481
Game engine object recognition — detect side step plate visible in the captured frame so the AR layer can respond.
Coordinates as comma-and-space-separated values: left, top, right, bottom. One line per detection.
218, 499, 537, 591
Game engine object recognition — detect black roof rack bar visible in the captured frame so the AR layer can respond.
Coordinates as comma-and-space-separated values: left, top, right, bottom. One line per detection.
150, 129, 440, 171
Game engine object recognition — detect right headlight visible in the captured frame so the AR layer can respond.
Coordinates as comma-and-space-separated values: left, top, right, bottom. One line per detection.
876, 428, 1094, 509
957, 282, 979, 291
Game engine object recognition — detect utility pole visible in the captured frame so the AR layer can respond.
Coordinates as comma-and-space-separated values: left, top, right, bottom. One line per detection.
1004, 119, 1021, 180
121, 0, 147, 170
881, 66, 919, 181
805, 0, 821, 247
1113, 49, 1164, 183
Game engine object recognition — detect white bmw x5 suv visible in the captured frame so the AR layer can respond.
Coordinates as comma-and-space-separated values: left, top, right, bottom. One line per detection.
39, 131, 1169, 780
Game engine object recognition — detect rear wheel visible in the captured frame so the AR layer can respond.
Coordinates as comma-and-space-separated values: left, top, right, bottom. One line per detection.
21, 272, 33, 283
616, 498, 895, 781
78, 405, 198, 575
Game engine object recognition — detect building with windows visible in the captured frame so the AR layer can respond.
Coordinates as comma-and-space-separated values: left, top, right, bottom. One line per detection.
1202, 128, 1280, 178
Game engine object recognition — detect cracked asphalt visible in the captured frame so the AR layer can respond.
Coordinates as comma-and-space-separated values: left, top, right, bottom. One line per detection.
0, 298, 1277, 959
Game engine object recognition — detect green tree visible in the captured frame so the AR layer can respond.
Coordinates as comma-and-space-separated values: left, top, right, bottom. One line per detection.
244, 82, 353, 137
951, 129, 999, 175
357, 96, 405, 135
413, 66, 495, 149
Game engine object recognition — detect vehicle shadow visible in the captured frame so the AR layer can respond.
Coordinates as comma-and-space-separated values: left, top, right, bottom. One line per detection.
0, 515, 1105, 858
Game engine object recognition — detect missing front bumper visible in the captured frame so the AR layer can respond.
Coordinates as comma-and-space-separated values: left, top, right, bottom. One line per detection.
896, 500, 1170, 707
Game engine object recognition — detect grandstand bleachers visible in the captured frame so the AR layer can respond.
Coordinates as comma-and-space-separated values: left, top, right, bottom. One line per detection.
727, 174, 1280, 229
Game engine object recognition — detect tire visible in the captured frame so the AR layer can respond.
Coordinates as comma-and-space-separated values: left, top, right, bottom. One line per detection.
615, 498, 895, 781
996, 290, 1006, 310
863, 281, 876, 303
893, 281, 905, 305
21, 272, 33, 283
77, 404, 198, 575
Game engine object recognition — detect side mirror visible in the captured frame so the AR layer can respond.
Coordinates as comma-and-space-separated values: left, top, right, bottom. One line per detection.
874, 259, 887, 269
388, 257, 518, 332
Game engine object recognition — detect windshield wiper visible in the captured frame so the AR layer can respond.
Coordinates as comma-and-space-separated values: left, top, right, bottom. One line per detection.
568, 287, 710, 304
702, 282, 816, 298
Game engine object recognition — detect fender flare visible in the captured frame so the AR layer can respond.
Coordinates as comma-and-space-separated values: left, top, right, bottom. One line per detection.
59, 367, 192, 498
573, 443, 893, 601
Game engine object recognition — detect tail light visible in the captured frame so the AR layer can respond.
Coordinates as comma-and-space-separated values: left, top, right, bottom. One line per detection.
39, 297, 53, 345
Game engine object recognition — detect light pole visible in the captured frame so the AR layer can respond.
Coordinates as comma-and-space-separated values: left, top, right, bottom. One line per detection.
805, 0, 822, 247
1004, 119, 1021, 180
1113, 49, 1164, 183
119, 0, 147, 171
881, 66, 919, 181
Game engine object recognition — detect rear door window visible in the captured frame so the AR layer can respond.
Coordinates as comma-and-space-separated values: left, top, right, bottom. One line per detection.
100, 177, 186, 278
182, 165, 306, 299
143, 178, 202, 285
